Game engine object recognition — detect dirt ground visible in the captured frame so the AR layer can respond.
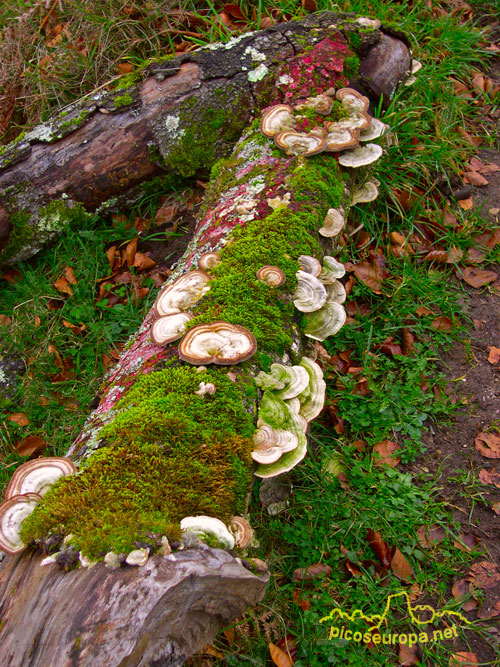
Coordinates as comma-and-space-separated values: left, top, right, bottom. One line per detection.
407, 143, 500, 662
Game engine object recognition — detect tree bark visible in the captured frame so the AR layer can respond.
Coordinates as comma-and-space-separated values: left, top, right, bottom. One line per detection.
0, 11, 409, 264
0, 20, 408, 667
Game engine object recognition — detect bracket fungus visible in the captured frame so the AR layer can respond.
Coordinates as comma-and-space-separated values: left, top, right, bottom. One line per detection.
359, 118, 388, 142
351, 180, 380, 205
198, 252, 221, 272
180, 515, 235, 549
294, 94, 333, 115
5, 457, 77, 499
154, 270, 210, 317
336, 88, 370, 113
255, 363, 309, 400
326, 280, 347, 305
296, 357, 326, 422
256, 265, 286, 287
338, 143, 383, 168
299, 255, 322, 277
324, 126, 360, 152
319, 208, 345, 238
260, 104, 295, 137
0, 493, 42, 554
274, 131, 326, 157
178, 321, 257, 366
293, 270, 327, 312
151, 312, 193, 346
319, 256, 346, 283
304, 302, 347, 341
230, 517, 253, 549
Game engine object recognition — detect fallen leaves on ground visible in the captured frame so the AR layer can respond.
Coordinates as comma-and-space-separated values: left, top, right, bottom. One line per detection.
373, 440, 401, 467
460, 267, 498, 288
269, 642, 294, 667
449, 652, 478, 665
475, 432, 500, 458
367, 529, 391, 568
430, 315, 453, 331
54, 275, 74, 296
467, 561, 500, 589
391, 547, 414, 582
7, 412, 29, 426
479, 468, 500, 487
416, 524, 445, 548
292, 563, 332, 581
399, 642, 419, 666
15, 435, 47, 456
487, 346, 500, 364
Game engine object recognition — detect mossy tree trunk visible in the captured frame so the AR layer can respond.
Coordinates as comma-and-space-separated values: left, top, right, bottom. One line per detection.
0, 12, 410, 265
0, 24, 405, 666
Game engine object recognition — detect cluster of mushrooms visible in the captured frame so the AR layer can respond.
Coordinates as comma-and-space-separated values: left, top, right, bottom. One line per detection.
0, 457, 76, 555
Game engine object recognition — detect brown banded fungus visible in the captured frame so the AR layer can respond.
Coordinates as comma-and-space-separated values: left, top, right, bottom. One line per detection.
0, 493, 42, 554
154, 270, 210, 317
179, 321, 257, 366
230, 517, 253, 549
260, 104, 295, 137
293, 270, 327, 312
338, 143, 383, 168
198, 252, 221, 271
5, 457, 77, 499
256, 265, 286, 287
299, 255, 322, 277
359, 118, 388, 142
180, 516, 235, 549
336, 88, 370, 113
151, 312, 193, 346
274, 131, 326, 157
294, 94, 333, 115
324, 127, 360, 152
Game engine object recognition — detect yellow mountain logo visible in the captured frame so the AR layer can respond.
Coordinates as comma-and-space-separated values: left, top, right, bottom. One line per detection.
320, 591, 470, 631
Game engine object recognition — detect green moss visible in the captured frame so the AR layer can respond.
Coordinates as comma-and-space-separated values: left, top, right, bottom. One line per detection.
343, 54, 360, 80
37, 199, 92, 235
58, 110, 88, 132
20, 363, 254, 558
113, 93, 134, 109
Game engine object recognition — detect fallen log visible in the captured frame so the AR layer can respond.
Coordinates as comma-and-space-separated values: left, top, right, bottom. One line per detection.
0, 19, 404, 666
0, 11, 410, 264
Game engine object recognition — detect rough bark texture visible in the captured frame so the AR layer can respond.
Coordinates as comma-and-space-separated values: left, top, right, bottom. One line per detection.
0, 20, 407, 667
0, 11, 410, 265
0, 546, 268, 667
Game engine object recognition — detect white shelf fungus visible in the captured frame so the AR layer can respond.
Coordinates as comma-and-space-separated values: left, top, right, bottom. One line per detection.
179, 321, 257, 365
338, 143, 383, 168
154, 270, 210, 317
180, 516, 235, 549
293, 270, 327, 312
0, 493, 42, 554
5, 457, 77, 499
151, 312, 193, 346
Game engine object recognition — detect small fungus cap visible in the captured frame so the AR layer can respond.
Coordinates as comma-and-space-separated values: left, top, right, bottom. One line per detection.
274, 131, 326, 157
319, 256, 346, 283
338, 143, 383, 168
359, 118, 388, 142
198, 252, 221, 271
319, 208, 345, 238
336, 88, 370, 113
179, 321, 257, 366
299, 255, 322, 277
230, 517, 253, 548
0, 493, 42, 554
324, 127, 360, 152
304, 302, 347, 341
351, 181, 379, 205
294, 94, 333, 115
256, 265, 286, 287
297, 357, 327, 422
5, 457, 77, 499
154, 270, 210, 317
181, 515, 235, 549
293, 271, 327, 313
260, 104, 295, 137
151, 313, 193, 347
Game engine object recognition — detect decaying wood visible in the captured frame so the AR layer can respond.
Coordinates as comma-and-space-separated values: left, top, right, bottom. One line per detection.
0, 11, 410, 264
0, 18, 409, 667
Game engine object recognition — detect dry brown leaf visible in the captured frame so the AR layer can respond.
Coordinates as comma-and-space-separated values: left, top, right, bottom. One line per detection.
116, 62, 133, 74
416, 306, 434, 317
465, 247, 487, 264
468, 156, 485, 171
458, 197, 473, 210
1, 267, 21, 284
343, 259, 389, 294
201, 644, 224, 658
493, 501, 500, 515
424, 249, 449, 263
479, 468, 500, 487
16, 435, 47, 457
454, 533, 479, 553
64, 266, 77, 284
475, 432, 500, 459
463, 171, 489, 186
399, 642, 419, 666
0, 314, 12, 326
391, 547, 414, 582
461, 267, 498, 288
54, 276, 73, 296
133, 252, 156, 271
154, 202, 177, 225
7, 412, 29, 426
487, 346, 500, 364
431, 315, 453, 331
269, 642, 294, 667
416, 524, 445, 548
373, 440, 401, 467
480, 162, 500, 174
452, 578, 470, 598
367, 529, 391, 568
449, 652, 478, 665
123, 238, 138, 268
468, 561, 500, 589
292, 563, 332, 581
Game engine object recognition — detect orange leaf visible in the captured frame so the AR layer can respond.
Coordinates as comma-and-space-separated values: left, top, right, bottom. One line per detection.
416, 524, 445, 548
16, 435, 47, 457
416, 306, 434, 317
117, 62, 133, 74
7, 412, 29, 426
0, 314, 12, 326
449, 652, 478, 665
463, 171, 489, 186
373, 440, 400, 467
391, 547, 414, 582
461, 266, 498, 288
475, 432, 500, 458
458, 197, 473, 210
133, 252, 156, 271
478, 468, 500, 487
487, 346, 500, 364
1, 267, 21, 284
399, 642, 419, 666
367, 529, 391, 567
54, 276, 73, 296
64, 266, 77, 284
269, 642, 294, 667
292, 563, 332, 581
201, 644, 224, 658
431, 315, 453, 331
123, 238, 138, 268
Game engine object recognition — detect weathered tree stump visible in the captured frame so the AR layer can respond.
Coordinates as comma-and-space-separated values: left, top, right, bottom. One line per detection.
0, 11, 409, 264
0, 17, 409, 667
